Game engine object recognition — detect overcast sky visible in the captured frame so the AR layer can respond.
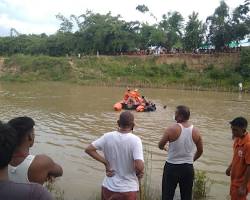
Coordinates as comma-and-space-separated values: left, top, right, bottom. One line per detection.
0, 0, 244, 36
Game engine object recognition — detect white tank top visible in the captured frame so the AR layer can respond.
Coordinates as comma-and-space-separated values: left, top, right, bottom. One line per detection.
8, 155, 35, 183
167, 124, 196, 164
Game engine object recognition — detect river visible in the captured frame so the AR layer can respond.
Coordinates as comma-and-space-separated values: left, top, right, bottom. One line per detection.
0, 82, 249, 200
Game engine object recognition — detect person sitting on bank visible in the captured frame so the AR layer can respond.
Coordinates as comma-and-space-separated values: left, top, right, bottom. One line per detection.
8, 116, 63, 184
0, 121, 52, 200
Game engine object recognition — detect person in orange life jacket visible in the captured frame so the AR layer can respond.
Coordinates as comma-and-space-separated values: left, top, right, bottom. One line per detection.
226, 117, 250, 200
0, 121, 52, 200
123, 87, 131, 102
8, 116, 63, 185
158, 105, 203, 200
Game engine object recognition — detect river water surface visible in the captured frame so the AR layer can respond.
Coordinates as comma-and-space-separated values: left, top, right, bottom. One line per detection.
0, 82, 249, 200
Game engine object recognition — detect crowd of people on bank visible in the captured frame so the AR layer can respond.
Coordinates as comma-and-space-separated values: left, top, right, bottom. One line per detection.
0, 106, 249, 200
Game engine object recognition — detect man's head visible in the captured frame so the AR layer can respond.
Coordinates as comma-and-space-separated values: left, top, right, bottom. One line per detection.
8, 117, 35, 148
175, 105, 190, 123
0, 121, 18, 169
117, 111, 134, 130
230, 117, 248, 138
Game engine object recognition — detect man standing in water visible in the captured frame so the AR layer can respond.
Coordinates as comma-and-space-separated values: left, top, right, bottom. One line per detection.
226, 117, 250, 200
8, 116, 63, 184
85, 111, 144, 200
158, 105, 203, 200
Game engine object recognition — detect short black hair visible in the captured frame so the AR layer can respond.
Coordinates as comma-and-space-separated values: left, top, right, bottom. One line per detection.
176, 105, 190, 121
0, 121, 18, 169
118, 111, 134, 128
8, 116, 35, 146
230, 117, 248, 129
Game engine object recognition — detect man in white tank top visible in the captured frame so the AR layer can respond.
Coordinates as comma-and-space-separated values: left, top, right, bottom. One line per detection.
85, 111, 144, 200
8, 117, 63, 184
0, 121, 53, 200
158, 105, 203, 200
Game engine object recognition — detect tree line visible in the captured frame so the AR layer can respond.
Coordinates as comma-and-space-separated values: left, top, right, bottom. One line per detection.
0, 0, 249, 56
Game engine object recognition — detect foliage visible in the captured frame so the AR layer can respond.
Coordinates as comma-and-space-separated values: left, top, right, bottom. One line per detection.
237, 47, 250, 78
45, 181, 65, 200
1, 54, 249, 91
206, 0, 250, 50
136, 4, 149, 13
160, 11, 184, 50
0, 1, 249, 55
183, 12, 206, 51
193, 170, 212, 200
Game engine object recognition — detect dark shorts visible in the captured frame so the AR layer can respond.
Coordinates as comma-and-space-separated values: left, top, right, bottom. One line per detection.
101, 186, 138, 200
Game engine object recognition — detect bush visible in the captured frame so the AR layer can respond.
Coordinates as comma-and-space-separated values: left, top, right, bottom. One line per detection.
193, 170, 212, 200
237, 47, 250, 79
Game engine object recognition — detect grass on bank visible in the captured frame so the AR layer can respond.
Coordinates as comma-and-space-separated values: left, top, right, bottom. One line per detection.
1, 48, 250, 91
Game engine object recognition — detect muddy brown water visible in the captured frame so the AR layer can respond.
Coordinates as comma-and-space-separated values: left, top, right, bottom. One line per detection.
0, 82, 249, 200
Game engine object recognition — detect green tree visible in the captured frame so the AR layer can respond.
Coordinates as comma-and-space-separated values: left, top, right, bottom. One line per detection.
206, 1, 231, 50
230, 0, 250, 42
160, 11, 184, 50
56, 13, 73, 33
138, 24, 165, 49
136, 4, 149, 13
183, 12, 206, 51
206, 0, 250, 50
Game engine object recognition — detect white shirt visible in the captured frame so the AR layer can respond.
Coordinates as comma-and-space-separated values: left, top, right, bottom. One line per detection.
92, 131, 144, 192
8, 155, 35, 183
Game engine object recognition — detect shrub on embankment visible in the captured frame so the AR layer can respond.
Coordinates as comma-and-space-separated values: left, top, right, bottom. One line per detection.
0, 49, 250, 91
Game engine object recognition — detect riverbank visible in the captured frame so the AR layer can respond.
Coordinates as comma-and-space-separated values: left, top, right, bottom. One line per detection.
0, 50, 249, 92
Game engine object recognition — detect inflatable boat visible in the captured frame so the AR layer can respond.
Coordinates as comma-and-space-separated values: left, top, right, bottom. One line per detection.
113, 89, 156, 112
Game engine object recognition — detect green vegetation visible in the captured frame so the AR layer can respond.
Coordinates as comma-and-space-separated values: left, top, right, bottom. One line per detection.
193, 170, 212, 200
0, 1, 249, 56
1, 55, 71, 81
1, 49, 250, 91
45, 180, 65, 200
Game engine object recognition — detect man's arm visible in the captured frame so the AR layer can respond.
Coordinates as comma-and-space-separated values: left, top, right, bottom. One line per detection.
134, 159, 144, 179
132, 137, 144, 179
158, 127, 172, 150
226, 163, 232, 176
193, 127, 203, 161
85, 144, 114, 177
29, 155, 63, 184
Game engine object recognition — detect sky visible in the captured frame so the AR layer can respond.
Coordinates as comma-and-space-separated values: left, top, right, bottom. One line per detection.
0, 0, 245, 36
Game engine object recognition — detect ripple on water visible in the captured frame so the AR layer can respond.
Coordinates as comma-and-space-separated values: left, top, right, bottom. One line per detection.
0, 83, 249, 199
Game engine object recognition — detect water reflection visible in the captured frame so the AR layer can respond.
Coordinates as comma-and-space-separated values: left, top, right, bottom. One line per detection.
0, 82, 249, 199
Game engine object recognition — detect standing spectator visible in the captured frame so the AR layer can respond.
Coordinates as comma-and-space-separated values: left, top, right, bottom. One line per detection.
226, 117, 250, 200
158, 105, 203, 200
8, 116, 63, 184
239, 82, 243, 92
0, 121, 52, 200
85, 111, 144, 200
